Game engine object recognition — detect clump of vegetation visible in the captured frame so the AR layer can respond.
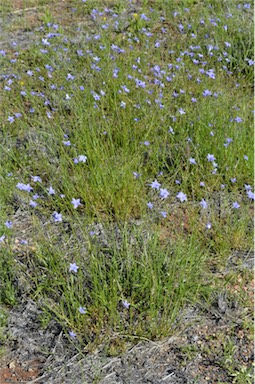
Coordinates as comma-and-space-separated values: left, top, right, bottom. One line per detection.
0, 1, 253, 368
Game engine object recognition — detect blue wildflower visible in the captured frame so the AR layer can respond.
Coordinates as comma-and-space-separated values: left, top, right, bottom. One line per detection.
17, 183, 33, 192
200, 199, 208, 209
71, 198, 81, 209
5, 220, 12, 228
52, 212, 62, 222
133, 172, 141, 179
247, 190, 254, 200
189, 157, 196, 164
8, 116, 15, 123
122, 300, 130, 309
48, 186, 55, 195
69, 331, 76, 339
66, 73, 75, 81
203, 89, 212, 97
150, 180, 161, 190
31, 176, 42, 183
76, 155, 87, 163
69, 262, 79, 273
147, 202, 154, 209
207, 154, 216, 162
176, 192, 187, 202
159, 188, 169, 199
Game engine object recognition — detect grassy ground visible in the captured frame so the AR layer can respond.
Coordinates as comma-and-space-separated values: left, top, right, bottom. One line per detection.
0, 0, 253, 382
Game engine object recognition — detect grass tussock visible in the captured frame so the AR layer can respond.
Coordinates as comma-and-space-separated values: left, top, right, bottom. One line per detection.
0, 0, 253, 360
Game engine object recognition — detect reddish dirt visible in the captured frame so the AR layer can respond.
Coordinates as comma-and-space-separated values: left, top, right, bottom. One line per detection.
0, 359, 42, 383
